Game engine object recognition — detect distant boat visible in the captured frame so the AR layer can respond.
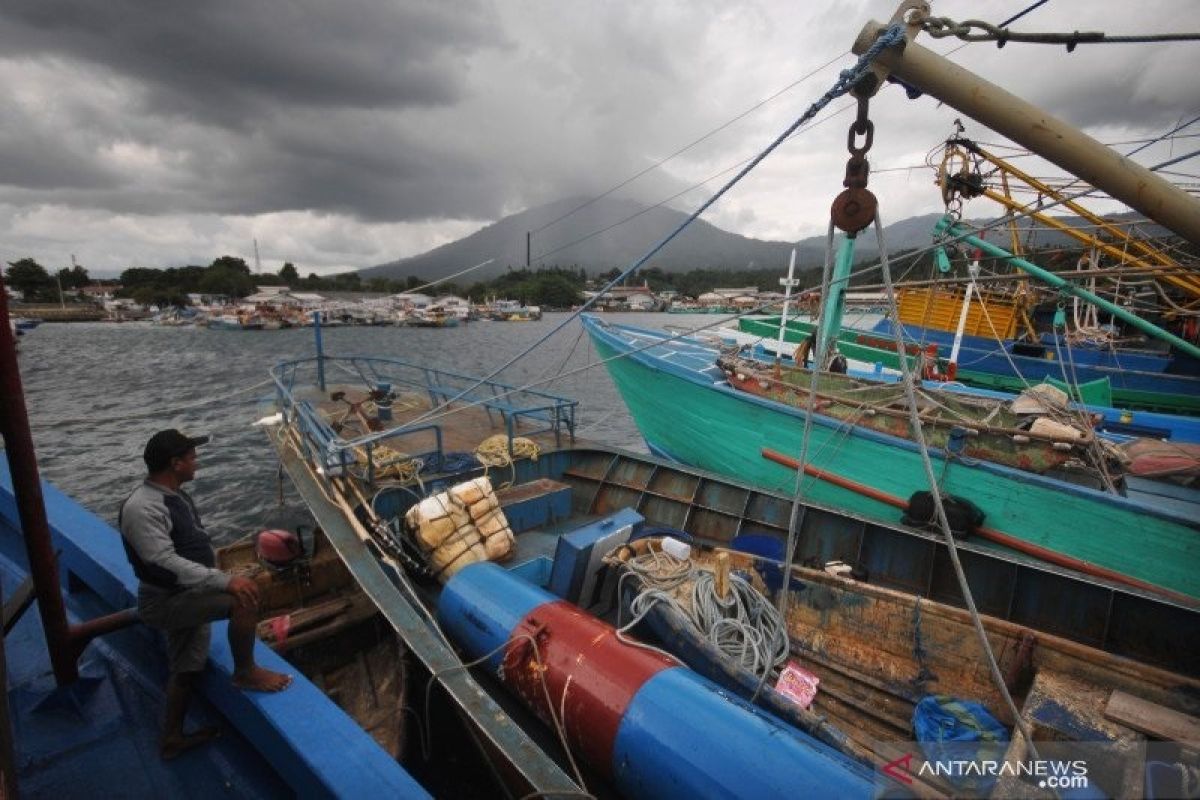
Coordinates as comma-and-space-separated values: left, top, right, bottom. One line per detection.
403, 305, 460, 327
485, 299, 541, 321
741, 314, 1200, 416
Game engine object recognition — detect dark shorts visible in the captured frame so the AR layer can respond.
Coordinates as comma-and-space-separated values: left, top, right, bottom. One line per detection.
139, 586, 235, 674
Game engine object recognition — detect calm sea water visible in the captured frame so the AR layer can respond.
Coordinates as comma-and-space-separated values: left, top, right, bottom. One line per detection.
12, 312, 733, 544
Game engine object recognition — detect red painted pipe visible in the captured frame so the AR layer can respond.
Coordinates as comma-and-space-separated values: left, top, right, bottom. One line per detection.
761, 447, 1198, 607
504, 600, 675, 777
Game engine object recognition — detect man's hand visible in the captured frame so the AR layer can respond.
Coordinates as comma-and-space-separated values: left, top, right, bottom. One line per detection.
226, 575, 260, 610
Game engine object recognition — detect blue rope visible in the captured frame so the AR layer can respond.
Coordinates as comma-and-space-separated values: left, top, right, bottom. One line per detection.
420, 451, 480, 475
402, 24, 909, 425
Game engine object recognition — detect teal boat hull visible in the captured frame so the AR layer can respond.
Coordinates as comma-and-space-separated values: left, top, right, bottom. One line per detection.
584, 316, 1200, 601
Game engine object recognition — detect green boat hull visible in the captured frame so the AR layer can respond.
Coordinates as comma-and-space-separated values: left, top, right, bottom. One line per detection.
592, 333, 1200, 601
740, 316, 1200, 415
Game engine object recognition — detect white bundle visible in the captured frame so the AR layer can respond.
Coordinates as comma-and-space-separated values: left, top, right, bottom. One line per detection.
474, 507, 514, 561
1030, 416, 1084, 440
429, 526, 483, 571
449, 476, 493, 508
484, 529, 515, 561
405, 492, 458, 549
468, 494, 498, 520
410, 476, 515, 581
440, 543, 489, 580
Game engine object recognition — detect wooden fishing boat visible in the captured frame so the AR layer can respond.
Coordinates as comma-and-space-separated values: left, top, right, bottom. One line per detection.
260, 330, 1200, 795
614, 537, 1200, 798
582, 315, 1200, 603
215, 529, 408, 758
264, 359, 883, 797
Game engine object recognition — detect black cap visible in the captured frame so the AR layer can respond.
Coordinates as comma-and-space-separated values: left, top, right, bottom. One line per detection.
143, 429, 209, 472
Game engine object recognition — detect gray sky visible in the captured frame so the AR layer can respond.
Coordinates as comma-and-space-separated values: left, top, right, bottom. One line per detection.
1, 1, 1197, 277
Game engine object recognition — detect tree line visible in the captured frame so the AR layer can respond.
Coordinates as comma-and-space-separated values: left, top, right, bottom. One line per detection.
9, 252, 1003, 311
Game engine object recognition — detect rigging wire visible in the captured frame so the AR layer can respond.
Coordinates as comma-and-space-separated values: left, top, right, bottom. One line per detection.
937, 0, 1057, 58
872, 209, 1044, 763
394, 25, 912, 432
395, 258, 495, 295
923, 16, 1200, 48
997, 0, 1051, 28
365, 142, 1198, 444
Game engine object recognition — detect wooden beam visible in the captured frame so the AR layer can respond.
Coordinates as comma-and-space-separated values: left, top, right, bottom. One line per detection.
715, 552, 730, 599
2, 575, 35, 635
1104, 690, 1200, 742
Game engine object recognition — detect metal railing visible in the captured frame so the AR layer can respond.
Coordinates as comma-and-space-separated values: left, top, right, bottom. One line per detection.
270, 355, 578, 487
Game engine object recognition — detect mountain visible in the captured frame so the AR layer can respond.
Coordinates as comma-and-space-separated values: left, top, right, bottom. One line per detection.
361, 196, 1170, 282
362, 196, 816, 282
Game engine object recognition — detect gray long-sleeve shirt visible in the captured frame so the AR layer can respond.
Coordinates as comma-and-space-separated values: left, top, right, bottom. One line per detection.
119, 480, 230, 594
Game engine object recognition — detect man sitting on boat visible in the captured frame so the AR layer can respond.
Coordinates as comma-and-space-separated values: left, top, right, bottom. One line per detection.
119, 429, 292, 760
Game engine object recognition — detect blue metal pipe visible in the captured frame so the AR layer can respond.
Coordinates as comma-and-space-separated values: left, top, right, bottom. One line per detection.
438, 563, 876, 799
612, 667, 873, 799
313, 311, 326, 391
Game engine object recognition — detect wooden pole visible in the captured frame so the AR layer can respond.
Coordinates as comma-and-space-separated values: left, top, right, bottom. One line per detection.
714, 552, 730, 600
853, 13, 1200, 246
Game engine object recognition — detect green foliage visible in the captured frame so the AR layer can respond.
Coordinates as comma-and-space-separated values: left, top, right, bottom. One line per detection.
279, 262, 299, 285
119, 268, 157, 288
5, 258, 56, 302
528, 274, 581, 307
131, 285, 189, 308
199, 266, 256, 297
116, 260, 257, 302
56, 264, 90, 290
210, 255, 251, 274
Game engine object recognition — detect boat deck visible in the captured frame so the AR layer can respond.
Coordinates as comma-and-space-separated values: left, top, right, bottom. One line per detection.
301, 382, 580, 461
0, 548, 288, 799
0, 462, 429, 799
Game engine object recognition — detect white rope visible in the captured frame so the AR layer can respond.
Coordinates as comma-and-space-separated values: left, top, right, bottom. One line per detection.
619, 546, 789, 680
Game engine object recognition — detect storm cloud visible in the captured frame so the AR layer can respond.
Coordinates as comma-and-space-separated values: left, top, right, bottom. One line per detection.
0, 0, 1197, 274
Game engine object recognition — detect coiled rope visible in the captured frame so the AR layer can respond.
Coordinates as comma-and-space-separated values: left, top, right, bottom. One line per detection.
618, 545, 789, 680
474, 434, 540, 467
353, 443, 424, 483
474, 434, 541, 489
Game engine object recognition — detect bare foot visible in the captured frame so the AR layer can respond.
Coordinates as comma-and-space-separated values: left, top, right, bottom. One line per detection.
232, 665, 293, 692
161, 726, 221, 760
